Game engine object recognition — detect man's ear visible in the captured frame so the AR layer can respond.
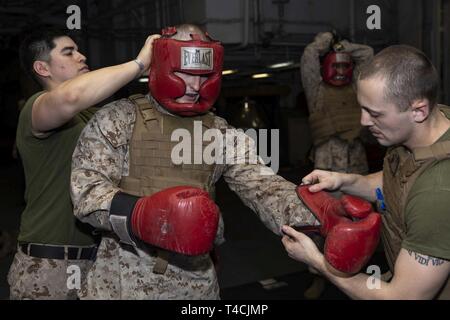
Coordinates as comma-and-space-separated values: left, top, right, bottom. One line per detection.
33, 60, 51, 78
411, 98, 430, 123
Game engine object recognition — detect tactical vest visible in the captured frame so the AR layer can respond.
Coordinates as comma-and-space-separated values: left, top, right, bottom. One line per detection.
382, 105, 450, 299
119, 94, 218, 198
119, 95, 226, 273
309, 83, 362, 146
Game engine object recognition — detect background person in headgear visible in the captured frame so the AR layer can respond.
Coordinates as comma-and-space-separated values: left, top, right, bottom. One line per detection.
8, 27, 159, 300
283, 45, 450, 300
299, 31, 374, 299
70, 23, 322, 299
301, 31, 373, 174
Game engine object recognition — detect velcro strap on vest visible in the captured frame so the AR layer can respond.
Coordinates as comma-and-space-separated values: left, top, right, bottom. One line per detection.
332, 111, 361, 134
153, 250, 171, 274
129, 94, 159, 123
129, 94, 151, 110
309, 110, 361, 146
309, 113, 336, 145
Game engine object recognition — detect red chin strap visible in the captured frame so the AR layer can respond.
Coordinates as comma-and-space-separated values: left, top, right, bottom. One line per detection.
149, 27, 224, 116
321, 52, 353, 87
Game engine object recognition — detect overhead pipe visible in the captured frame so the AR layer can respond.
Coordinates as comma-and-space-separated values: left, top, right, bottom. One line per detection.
226, 0, 250, 51
242, 0, 250, 48
254, 0, 262, 45
349, 0, 355, 42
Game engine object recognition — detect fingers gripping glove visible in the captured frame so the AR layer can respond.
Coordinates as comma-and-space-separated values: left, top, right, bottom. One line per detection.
109, 186, 220, 256
296, 185, 381, 275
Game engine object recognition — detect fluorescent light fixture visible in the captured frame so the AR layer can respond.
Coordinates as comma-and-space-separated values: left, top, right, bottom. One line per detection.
268, 61, 294, 69
139, 77, 149, 83
222, 69, 237, 75
252, 73, 270, 79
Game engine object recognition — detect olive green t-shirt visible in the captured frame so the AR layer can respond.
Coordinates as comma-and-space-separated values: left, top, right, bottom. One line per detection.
403, 128, 450, 260
16, 91, 99, 246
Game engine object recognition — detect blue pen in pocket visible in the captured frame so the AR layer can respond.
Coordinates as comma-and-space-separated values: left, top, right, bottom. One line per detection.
375, 187, 386, 211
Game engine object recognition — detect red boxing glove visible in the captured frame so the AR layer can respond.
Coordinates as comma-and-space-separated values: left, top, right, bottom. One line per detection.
110, 186, 219, 256
296, 185, 381, 275
341, 195, 373, 219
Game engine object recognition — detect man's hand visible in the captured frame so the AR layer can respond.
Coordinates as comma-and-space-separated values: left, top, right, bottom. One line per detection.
303, 170, 382, 202
302, 169, 347, 193
281, 225, 323, 270
31, 34, 162, 134
136, 34, 161, 75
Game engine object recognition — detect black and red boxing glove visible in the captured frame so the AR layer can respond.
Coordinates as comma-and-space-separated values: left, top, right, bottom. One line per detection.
296, 185, 381, 275
109, 186, 220, 256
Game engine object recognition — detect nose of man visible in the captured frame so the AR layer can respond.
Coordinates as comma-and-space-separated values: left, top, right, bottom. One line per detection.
335, 66, 346, 75
77, 51, 87, 63
360, 109, 373, 127
188, 75, 201, 92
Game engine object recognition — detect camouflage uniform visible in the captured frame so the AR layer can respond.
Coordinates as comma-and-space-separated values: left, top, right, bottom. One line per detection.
7, 250, 93, 300
71, 95, 318, 299
301, 33, 373, 174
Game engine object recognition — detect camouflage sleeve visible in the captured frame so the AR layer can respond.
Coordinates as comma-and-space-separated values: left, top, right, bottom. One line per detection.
217, 119, 319, 236
71, 99, 136, 230
340, 40, 374, 66
300, 43, 322, 111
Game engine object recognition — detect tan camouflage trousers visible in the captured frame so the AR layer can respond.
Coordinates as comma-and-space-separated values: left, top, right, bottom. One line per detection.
80, 235, 220, 300
7, 249, 93, 300
313, 137, 368, 174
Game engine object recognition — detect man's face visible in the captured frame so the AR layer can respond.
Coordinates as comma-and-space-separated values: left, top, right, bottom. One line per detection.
46, 36, 89, 83
174, 72, 208, 104
331, 62, 352, 86
322, 52, 353, 86
357, 77, 414, 147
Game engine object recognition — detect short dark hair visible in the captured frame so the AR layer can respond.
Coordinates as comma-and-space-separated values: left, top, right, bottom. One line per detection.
357, 45, 439, 111
19, 28, 68, 86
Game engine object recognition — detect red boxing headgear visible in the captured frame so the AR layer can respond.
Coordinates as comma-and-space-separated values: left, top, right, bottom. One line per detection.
149, 27, 224, 116
322, 52, 353, 86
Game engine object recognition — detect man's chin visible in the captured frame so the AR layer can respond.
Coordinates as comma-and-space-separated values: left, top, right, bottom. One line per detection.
375, 138, 392, 147
330, 79, 350, 86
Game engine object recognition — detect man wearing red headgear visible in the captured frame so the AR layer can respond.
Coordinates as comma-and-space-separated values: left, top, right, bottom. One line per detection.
301, 32, 373, 175
69, 24, 323, 299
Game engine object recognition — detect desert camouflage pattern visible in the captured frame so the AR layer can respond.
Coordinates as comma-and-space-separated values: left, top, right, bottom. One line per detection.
314, 136, 368, 174
301, 33, 373, 174
71, 95, 318, 299
7, 249, 93, 300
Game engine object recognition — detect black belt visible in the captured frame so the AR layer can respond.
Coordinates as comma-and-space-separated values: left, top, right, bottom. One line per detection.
19, 242, 98, 260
